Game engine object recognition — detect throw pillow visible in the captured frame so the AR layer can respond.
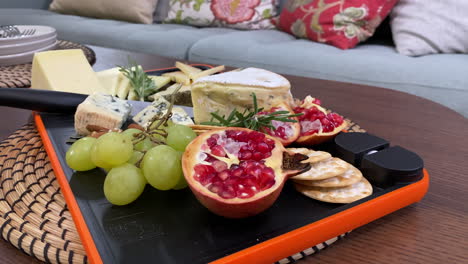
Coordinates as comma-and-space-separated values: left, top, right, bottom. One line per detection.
277, 0, 398, 49
390, 0, 468, 56
154, 0, 172, 23
164, 0, 278, 30
49, 0, 158, 24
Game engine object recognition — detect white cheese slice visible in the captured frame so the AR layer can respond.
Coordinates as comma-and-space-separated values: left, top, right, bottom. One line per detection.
96, 68, 122, 96
116, 76, 131, 99
74, 93, 132, 135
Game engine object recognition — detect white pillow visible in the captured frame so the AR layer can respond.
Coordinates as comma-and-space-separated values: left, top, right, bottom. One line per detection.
390, 0, 468, 56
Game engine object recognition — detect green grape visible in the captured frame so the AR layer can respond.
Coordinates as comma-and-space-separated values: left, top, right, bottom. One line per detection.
104, 163, 146, 206
91, 132, 133, 167
134, 137, 155, 152
172, 151, 187, 190
90, 144, 113, 169
142, 145, 182, 190
121, 128, 142, 142
66, 137, 97, 171
128, 150, 144, 165
166, 124, 197, 151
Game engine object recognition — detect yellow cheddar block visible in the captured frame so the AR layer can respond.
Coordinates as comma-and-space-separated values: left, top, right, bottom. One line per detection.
31, 49, 104, 95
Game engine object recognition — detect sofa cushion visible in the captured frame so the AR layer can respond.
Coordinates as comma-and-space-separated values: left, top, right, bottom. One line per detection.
188, 30, 468, 117
0, 9, 235, 59
390, 0, 468, 56
49, 0, 159, 24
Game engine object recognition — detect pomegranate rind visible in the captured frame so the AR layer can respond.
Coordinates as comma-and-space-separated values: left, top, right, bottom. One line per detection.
296, 120, 348, 145
182, 128, 288, 218
260, 102, 300, 146
294, 97, 347, 146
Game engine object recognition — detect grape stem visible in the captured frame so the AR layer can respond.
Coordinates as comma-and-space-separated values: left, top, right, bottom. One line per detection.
130, 84, 183, 153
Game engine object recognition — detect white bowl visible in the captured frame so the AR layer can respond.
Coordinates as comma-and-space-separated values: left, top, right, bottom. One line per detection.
0, 40, 57, 66
0, 34, 56, 56
0, 25, 56, 45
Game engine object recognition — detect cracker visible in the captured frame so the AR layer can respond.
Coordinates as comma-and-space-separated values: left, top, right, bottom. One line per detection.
293, 165, 363, 188
295, 177, 373, 204
287, 148, 332, 163
291, 157, 349, 180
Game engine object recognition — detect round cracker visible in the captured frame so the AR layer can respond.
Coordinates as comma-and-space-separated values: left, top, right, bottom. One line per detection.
287, 148, 332, 163
291, 157, 349, 180
295, 177, 373, 204
293, 165, 363, 188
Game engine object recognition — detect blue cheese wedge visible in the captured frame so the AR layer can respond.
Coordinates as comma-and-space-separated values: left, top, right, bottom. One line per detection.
133, 95, 193, 128
74, 93, 132, 135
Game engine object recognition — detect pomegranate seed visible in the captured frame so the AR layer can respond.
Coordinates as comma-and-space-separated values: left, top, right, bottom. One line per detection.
275, 126, 286, 139
194, 164, 215, 175
239, 150, 252, 160
313, 98, 321, 105
211, 145, 226, 157
199, 172, 216, 186
261, 167, 275, 178
237, 186, 255, 199
208, 181, 223, 194
204, 154, 218, 162
232, 168, 244, 177
257, 142, 270, 153
250, 131, 265, 142
248, 167, 262, 178
241, 176, 259, 190
207, 137, 217, 147
212, 160, 228, 172
265, 138, 275, 148
218, 170, 231, 181
237, 132, 249, 142
252, 152, 264, 161
219, 185, 236, 199
260, 180, 275, 191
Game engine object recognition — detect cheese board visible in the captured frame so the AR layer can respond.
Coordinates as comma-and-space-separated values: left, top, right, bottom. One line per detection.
33, 66, 429, 264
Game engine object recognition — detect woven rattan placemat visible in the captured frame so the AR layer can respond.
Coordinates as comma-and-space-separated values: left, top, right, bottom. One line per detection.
0, 40, 96, 88
0, 119, 364, 264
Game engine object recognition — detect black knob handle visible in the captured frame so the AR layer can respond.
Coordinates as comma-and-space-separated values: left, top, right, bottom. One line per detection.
334, 132, 389, 167
361, 146, 424, 188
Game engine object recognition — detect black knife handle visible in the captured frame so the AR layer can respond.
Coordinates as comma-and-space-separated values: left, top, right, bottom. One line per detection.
0, 88, 87, 113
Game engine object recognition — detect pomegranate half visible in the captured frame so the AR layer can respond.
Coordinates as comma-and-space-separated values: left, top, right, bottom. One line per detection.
257, 102, 301, 146
182, 128, 310, 218
293, 96, 347, 145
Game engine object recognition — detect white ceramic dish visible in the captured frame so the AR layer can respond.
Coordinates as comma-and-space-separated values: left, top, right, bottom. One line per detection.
0, 34, 56, 56
0, 40, 57, 66
0, 25, 56, 45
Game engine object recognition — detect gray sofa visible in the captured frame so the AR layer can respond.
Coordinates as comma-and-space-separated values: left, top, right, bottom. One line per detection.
2, 0, 467, 117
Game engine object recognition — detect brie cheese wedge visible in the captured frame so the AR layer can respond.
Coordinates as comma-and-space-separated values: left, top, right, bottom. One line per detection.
191, 68, 293, 123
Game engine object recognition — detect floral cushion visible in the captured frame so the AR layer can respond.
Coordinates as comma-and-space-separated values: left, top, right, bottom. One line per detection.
164, 0, 277, 29
276, 0, 398, 49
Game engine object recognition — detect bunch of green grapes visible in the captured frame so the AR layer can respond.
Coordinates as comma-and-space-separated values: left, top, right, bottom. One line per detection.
65, 124, 197, 206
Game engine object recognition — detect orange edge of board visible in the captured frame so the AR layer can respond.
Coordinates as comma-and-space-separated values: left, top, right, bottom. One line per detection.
34, 112, 103, 264
32, 64, 212, 264
211, 171, 429, 264
33, 63, 430, 264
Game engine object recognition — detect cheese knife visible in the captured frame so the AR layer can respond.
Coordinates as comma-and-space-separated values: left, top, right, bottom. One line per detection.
0, 87, 193, 116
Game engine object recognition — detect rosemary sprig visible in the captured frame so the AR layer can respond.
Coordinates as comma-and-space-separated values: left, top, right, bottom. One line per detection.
118, 59, 158, 101
201, 93, 303, 132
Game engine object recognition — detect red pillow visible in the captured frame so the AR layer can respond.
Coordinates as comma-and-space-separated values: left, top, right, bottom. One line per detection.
277, 0, 398, 49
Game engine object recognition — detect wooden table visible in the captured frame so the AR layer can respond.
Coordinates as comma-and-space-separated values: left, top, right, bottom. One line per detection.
0, 46, 467, 264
